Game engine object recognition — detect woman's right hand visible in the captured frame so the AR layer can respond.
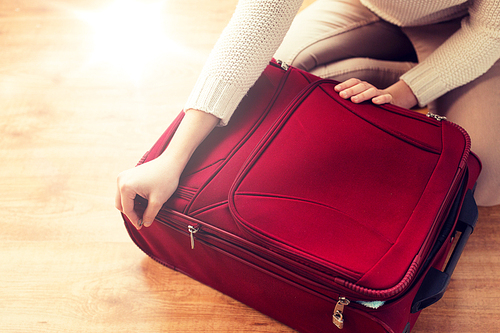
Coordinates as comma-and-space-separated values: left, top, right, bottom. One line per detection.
115, 109, 220, 230
115, 155, 182, 230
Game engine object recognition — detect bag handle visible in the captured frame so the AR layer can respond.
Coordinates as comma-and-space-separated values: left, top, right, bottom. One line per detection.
411, 188, 478, 313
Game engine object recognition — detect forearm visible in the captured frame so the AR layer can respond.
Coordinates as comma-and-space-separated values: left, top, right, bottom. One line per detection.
185, 0, 303, 126
401, 1, 500, 107
156, 109, 219, 176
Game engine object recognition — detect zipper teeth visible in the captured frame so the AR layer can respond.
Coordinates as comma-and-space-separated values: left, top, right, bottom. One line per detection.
271, 59, 289, 71
382, 104, 440, 125
143, 173, 468, 300
420, 120, 470, 257
199, 231, 347, 294
139, 69, 472, 300
337, 169, 465, 299
133, 218, 389, 333
229, 78, 436, 286
449, 121, 472, 169
157, 209, 360, 281
335, 259, 420, 298
411, 127, 469, 278
129, 210, 404, 300
335, 120, 471, 298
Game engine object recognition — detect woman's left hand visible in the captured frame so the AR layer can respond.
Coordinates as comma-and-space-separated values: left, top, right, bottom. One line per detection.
334, 78, 418, 110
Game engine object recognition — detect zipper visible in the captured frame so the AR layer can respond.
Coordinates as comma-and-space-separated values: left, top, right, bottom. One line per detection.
154, 209, 202, 250
276, 59, 289, 71
159, 208, 361, 282
229, 81, 472, 299
426, 112, 447, 121
228, 78, 389, 282
332, 297, 350, 329
188, 224, 200, 250
149, 209, 393, 316
127, 217, 391, 332
153, 91, 470, 303
418, 118, 471, 258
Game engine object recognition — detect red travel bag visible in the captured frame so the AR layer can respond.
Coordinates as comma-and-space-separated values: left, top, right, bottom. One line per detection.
123, 60, 481, 333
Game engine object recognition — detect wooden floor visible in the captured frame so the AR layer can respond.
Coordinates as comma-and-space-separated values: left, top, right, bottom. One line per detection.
1, 1, 499, 332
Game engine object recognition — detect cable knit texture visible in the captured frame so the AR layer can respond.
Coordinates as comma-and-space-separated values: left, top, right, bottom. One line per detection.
360, 0, 470, 26
185, 0, 303, 125
363, 0, 500, 107
186, 0, 500, 123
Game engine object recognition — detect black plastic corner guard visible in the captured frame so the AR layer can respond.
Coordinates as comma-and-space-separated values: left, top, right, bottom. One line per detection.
411, 189, 478, 313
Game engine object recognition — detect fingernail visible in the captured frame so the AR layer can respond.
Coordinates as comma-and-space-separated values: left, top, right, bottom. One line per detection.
334, 84, 341, 91
352, 96, 358, 102
339, 91, 347, 98
143, 220, 153, 227
137, 219, 144, 228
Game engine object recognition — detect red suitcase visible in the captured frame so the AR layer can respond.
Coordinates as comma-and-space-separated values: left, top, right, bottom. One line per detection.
123, 60, 481, 333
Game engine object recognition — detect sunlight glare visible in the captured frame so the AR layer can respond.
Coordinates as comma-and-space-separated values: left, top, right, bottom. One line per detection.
79, 0, 180, 82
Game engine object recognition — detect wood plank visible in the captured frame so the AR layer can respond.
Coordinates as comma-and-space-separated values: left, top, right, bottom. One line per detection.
412, 205, 500, 332
0, 1, 499, 332
0, 241, 292, 332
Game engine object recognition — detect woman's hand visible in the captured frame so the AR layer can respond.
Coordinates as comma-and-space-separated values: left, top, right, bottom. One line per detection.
116, 155, 182, 230
335, 78, 418, 110
116, 109, 219, 230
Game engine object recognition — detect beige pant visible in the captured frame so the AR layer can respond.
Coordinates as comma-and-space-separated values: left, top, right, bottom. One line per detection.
275, 0, 500, 206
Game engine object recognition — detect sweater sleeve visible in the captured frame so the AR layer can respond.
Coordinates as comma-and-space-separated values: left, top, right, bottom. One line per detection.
184, 0, 303, 126
400, 0, 500, 107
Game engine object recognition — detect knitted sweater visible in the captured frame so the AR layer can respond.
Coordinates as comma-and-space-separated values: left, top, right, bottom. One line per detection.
185, 0, 500, 125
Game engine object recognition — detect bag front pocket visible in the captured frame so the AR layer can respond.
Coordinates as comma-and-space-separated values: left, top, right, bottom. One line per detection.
229, 81, 465, 295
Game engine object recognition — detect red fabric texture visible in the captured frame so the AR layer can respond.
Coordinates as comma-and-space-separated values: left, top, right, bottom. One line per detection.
229, 81, 469, 290
125, 61, 478, 332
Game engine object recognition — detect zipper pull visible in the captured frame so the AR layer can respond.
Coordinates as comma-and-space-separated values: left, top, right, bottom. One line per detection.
332, 297, 350, 329
188, 225, 199, 250
426, 112, 447, 121
276, 59, 289, 71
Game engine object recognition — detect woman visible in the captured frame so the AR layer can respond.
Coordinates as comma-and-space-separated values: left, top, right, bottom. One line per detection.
116, 0, 500, 229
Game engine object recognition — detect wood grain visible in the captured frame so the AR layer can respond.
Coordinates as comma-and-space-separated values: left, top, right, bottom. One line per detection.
0, 1, 498, 332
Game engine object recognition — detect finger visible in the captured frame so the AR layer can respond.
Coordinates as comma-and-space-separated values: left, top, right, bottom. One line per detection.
123, 200, 141, 229
372, 94, 393, 105
117, 172, 143, 229
120, 187, 142, 229
141, 198, 163, 227
338, 82, 374, 100
350, 87, 380, 103
334, 78, 361, 92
